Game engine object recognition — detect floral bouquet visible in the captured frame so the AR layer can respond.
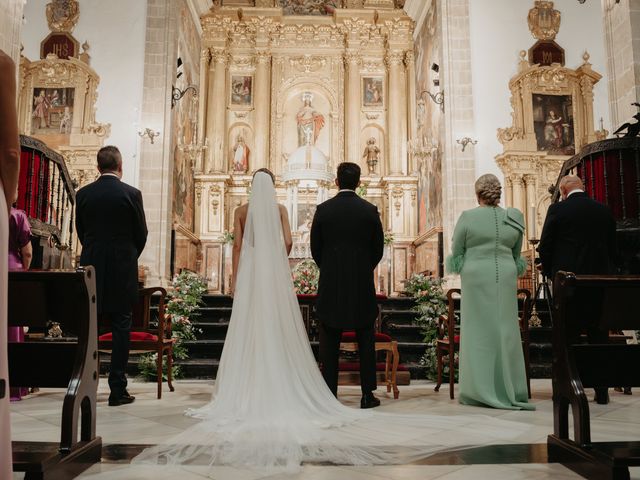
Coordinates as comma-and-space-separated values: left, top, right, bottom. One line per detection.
292, 259, 319, 295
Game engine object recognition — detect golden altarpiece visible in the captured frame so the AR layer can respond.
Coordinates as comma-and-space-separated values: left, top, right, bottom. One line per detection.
193, 1, 419, 294
496, 1, 605, 242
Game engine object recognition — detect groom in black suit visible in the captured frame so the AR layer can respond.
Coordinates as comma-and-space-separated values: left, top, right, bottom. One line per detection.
311, 162, 384, 408
76, 146, 148, 406
538, 174, 616, 404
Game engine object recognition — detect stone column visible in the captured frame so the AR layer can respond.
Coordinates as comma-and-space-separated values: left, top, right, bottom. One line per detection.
524, 174, 537, 240
195, 48, 210, 174
504, 175, 513, 208
206, 48, 228, 173
138, 0, 177, 285
405, 51, 418, 174
253, 50, 271, 171
386, 50, 405, 175
512, 175, 525, 219
603, 0, 640, 129
0, 0, 24, 64
344, 49, 361, 165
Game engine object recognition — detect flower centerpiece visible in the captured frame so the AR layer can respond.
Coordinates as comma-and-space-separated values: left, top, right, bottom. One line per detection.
138, 270, 206, 381
292, 259, 319, 295
403, 273, 453, 381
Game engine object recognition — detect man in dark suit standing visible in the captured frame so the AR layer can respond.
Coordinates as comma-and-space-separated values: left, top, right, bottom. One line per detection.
76, 146, 148, 406
311, 162, 384, 408
538, 174, 616, 404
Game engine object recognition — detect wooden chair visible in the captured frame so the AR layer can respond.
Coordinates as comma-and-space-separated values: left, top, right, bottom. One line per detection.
434, 288, 532, 399
8, 268, 102, 479
340, 331, 400, 399
339, 300, 400, 399
547, 272, 640, 480
98, 287, 175, 399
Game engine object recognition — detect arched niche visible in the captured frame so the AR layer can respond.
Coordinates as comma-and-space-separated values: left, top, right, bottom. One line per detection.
273, 78, 340, 177
359, 123, 386, 177
227, 122, 254, 173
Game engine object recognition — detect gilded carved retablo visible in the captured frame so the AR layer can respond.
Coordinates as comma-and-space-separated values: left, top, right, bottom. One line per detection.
527, 1, 561, 41
46, 0, 80, 33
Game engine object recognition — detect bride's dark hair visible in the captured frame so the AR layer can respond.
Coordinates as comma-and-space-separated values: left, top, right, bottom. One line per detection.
253, 168, 275, 184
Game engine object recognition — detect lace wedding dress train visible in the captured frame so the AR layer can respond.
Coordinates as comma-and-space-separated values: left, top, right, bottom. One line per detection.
86, 173, 533, 478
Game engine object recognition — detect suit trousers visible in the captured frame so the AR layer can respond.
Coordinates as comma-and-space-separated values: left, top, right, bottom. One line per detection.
104, 312, 132, 398
319, 322, 377, 396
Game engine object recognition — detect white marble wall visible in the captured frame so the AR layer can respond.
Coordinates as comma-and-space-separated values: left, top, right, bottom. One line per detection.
603, 0, 640, 129
0, 0, 24, 63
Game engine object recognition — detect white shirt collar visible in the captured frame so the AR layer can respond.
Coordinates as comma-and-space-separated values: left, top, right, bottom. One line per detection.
566, 188, 584, 198
100, 172, 120, 178
338, 189, 355, 193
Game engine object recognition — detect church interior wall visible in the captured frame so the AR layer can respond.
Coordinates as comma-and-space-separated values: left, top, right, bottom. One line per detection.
468, 0, 610, 183
21, 0, 148, 185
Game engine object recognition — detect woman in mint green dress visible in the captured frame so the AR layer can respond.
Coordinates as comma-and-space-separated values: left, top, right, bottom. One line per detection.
446, 174, 534, 411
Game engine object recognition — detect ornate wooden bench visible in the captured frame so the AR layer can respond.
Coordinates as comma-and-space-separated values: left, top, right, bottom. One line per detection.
8, 268, 102, 479
547, 271, 640, 480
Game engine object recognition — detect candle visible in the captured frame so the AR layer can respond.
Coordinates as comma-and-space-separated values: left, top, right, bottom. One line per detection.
529, 205, 536, 239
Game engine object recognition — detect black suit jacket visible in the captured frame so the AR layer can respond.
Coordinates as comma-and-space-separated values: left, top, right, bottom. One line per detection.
538, 191, 616, 279
310, 191, 384, 329
76, 175, 148, 314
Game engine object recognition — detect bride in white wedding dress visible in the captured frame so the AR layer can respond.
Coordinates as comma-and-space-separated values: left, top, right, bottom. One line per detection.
87, 171, 533, 479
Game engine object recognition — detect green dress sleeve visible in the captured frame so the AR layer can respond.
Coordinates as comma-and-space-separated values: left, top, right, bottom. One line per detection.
446, 211, 466, 274
506, 208, 527, 277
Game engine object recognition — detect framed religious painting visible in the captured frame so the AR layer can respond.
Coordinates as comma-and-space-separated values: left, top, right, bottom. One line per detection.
362, 76, 384, 108
532, 94, 575, 155
30, 87, 75, 135
230, 75, 253, 108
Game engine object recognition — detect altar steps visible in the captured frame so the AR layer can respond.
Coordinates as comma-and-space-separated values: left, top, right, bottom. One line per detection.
99, 294, 553, 381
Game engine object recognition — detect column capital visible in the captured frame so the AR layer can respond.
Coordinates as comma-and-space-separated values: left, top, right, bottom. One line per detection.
343, 50, 362, 67
211, 48, 229, 66
523, 173, 537, 185
255, 49, 271, 64
404, 50, 414, 65
201, 48, 211, 63
512, 175, 525, 187
385, 50, 405, 68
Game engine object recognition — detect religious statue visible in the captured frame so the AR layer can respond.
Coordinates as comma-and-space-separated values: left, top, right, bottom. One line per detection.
362, 137, 380, 175
296, 92, 325, 147
232, 135, 250, 173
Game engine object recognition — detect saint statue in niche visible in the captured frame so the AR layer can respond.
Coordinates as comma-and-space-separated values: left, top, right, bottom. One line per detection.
296, 92, 325, 147
232, 134, 250, 173
362, 137, 380, 175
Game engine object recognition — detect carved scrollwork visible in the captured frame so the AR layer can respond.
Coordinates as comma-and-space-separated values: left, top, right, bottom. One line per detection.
46, 0, 80, 33
289, 54, 327, 73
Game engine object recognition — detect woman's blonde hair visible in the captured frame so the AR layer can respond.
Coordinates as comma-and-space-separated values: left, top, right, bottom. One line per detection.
474, 174, 501, 206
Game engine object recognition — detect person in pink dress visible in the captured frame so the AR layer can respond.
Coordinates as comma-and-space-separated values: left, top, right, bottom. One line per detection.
8, 203, 32, 401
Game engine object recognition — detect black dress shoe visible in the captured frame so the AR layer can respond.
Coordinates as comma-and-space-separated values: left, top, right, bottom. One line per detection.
108, 393, 135, 406
594, 391, 609, 405
361, 393, 380, 409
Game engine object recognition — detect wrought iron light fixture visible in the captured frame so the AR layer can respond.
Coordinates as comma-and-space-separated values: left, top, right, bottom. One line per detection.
138, 128, 161, 144
420, 90, 445, 113
171, 85, 198, 109
456, 137, 477, 152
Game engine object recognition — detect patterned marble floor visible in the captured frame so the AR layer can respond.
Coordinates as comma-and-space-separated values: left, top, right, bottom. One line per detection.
9, 378, 640, 479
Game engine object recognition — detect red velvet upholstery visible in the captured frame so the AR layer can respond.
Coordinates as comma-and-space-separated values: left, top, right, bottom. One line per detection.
339, 362, 408, 372
341, 331, 392, 342
98, 331, 158, 342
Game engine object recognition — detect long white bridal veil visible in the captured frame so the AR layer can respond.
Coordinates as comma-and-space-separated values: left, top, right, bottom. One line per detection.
84, 172, 535, 479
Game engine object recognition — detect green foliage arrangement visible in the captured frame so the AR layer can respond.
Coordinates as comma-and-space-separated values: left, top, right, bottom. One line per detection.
292, 259, 320, 295
404, 273, 457, 381
384, 231, 395, 246
222, 230, 235, 244
138, 271, 206, 381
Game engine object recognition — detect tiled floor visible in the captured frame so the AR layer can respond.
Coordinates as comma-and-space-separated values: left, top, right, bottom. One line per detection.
9, 379, 640, 479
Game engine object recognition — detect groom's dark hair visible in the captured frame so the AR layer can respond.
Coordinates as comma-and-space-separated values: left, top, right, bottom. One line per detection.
336, 162, 360, 190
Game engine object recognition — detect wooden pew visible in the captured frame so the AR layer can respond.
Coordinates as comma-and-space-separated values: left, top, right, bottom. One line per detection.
8, 268, 102, 479
547, 271, 640, 480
